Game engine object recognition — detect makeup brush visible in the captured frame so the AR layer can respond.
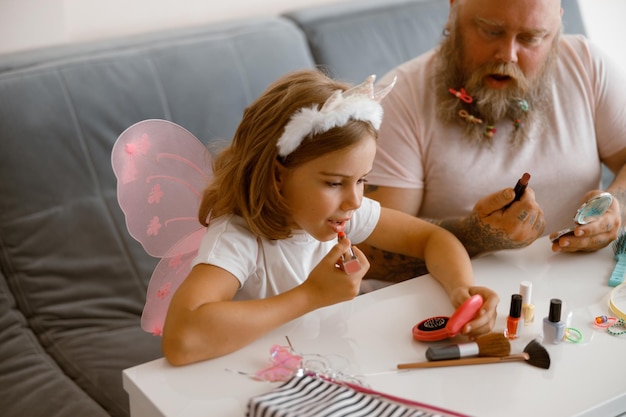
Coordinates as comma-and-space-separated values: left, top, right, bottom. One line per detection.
398, 339, 550, 370
609, 230, 626, 287
425, 332, 510, 361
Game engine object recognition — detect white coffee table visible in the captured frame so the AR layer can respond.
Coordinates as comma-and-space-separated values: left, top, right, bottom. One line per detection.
124, 237, 626, 417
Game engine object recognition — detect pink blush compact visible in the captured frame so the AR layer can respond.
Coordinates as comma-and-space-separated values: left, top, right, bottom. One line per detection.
412, 294, 483, 342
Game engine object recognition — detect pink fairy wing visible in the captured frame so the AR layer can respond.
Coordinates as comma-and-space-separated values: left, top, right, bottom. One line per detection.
140, 227, 206, 335
111, 119, 213, 335
111, 119, 212, 257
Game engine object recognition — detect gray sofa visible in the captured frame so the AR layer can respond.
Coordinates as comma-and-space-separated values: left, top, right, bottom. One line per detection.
0, 1, 586, 416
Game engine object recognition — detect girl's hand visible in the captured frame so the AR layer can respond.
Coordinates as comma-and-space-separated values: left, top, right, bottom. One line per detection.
450, 285, 500, 339
301, 237, 369, 308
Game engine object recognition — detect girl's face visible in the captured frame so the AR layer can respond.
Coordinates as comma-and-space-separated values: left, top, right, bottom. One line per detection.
277, 135, 377, 242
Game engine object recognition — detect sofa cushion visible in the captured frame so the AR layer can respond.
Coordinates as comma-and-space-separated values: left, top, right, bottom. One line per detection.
0, 16, 314, 417
0, 271, 110, 417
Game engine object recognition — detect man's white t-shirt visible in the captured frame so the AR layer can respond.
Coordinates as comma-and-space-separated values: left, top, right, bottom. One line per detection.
369, 35, 626, 233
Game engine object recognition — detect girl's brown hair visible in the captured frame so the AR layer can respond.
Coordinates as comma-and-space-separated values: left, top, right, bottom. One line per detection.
198, 69, 378, 240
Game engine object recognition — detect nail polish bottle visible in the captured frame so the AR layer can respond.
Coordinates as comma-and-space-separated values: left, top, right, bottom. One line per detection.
505, 294, 522, 339
519, 281, 535, 326
543, 298, 565, 344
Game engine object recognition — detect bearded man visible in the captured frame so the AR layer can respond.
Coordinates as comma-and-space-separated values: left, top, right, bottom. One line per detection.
363, 0, 626, 282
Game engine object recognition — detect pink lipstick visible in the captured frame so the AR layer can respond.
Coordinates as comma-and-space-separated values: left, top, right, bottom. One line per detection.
337, 232, 361, 274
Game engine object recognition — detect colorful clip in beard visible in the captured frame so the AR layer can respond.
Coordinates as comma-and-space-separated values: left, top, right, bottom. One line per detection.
463, 93, 535, 144
436, 70, 533, 144
442, 63, 544, 145
440, 81, 552, 146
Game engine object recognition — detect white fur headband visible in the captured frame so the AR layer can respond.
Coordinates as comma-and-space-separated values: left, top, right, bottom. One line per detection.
276, 74, 397, 158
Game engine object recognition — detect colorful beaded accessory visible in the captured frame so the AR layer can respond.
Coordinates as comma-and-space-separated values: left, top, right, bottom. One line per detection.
607, 318, 626, 336
448, 87, 529, 138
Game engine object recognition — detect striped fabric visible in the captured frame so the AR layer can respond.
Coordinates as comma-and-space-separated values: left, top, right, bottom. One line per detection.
247, 375, 466, 417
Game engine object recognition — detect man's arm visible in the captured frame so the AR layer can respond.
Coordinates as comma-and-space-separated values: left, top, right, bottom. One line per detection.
604, 149, 626, 222
362, 184, 544, 282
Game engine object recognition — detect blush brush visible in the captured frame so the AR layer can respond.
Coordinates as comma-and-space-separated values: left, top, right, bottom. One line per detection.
398, 339, 550, 370
425, 332, 510, 361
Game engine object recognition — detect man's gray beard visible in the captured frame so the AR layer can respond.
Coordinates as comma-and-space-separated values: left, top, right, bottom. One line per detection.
434, 29, 558, 145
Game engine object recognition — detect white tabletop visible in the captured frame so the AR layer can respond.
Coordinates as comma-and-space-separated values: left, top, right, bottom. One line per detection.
123, 238, 626, 417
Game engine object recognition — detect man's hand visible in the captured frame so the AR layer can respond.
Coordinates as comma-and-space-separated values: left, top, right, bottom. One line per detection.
450, 186, 545, 256
550, 190, 621, 252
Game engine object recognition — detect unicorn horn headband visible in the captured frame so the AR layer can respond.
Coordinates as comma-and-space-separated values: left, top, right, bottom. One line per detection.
276, 74, 397, 158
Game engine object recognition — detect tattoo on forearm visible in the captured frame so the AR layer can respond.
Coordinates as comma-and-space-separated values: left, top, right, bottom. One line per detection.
611, 188, 626, 225
363, 245, 428, 283
438, 214, 527, 257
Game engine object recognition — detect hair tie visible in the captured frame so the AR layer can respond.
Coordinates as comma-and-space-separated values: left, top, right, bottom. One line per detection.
564, 327, 583, 343
594, 315, 618, 328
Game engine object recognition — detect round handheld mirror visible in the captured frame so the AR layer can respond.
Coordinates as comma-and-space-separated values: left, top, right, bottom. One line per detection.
573, 192, 613, 224
551, 192, 613, 242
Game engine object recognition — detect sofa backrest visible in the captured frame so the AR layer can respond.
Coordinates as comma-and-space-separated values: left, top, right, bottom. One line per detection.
284, 0, 449, 84
0, 16, 314, 417
285, 0, 587, 84
561, 0, 587, 35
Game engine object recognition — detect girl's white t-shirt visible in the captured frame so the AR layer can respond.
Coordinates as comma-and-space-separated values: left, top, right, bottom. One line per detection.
191, 197, 380, 300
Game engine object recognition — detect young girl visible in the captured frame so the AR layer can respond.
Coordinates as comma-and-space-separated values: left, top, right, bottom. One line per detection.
161, 69, 499, 366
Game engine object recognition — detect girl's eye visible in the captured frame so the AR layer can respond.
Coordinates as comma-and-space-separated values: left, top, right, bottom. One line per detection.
325, 178, 367, 187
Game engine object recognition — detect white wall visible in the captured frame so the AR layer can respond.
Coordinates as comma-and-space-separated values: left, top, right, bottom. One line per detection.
0, 0, 342, 55
1, 0, 625, 72
577, 0, 626, 71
